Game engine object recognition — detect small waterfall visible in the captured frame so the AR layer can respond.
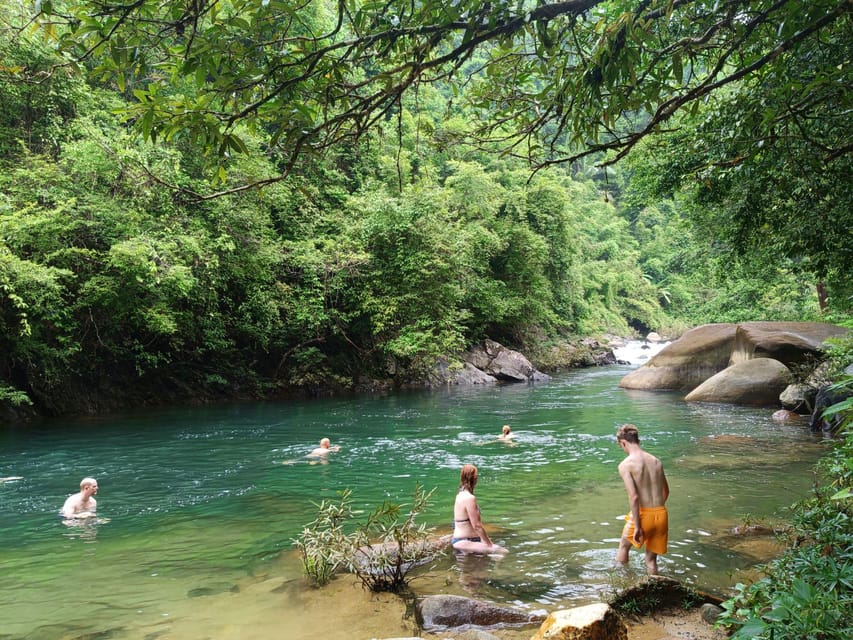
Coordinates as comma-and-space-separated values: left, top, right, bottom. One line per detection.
611, 339, 670, 365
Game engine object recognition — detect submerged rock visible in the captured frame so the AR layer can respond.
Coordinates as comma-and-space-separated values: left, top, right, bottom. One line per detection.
417, 594, 546, 630
353, 535, 451, 575
771, 409, 802, 422
187, 582, 239, 597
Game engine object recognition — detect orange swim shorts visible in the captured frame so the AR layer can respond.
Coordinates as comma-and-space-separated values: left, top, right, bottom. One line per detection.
622, 506, 668, 555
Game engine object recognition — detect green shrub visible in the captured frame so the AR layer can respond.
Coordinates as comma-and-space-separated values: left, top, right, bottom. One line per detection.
293, 489, 355, 586
717, 401, 853, 640
293, 484, 437, 592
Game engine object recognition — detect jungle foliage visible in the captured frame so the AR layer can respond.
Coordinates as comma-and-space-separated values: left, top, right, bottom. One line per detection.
0, 74, 670, 414
1, 0, 850, 417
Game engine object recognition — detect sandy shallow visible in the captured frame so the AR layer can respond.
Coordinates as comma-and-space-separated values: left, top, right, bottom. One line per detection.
148, 569, 726, 640
623, 608, 728, 640
416, 607, 727, 640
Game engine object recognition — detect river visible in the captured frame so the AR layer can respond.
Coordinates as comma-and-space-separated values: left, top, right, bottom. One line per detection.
0, 346, 828, 639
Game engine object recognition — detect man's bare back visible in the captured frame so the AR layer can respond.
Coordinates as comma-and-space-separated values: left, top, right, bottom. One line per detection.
618, 449, 667, 508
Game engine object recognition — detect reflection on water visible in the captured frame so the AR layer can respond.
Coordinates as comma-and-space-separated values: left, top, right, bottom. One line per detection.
61, 516, 110, 542
0, 365, 829, 639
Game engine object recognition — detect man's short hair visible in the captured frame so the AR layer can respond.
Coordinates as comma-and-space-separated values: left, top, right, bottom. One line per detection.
80, 477, 97, 489
616, 424, 640, 444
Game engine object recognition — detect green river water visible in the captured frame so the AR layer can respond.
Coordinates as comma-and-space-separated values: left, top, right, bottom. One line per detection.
0, 359, 829, 639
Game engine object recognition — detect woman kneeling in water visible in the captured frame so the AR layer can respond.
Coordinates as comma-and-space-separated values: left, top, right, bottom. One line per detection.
452, 464, 507, 554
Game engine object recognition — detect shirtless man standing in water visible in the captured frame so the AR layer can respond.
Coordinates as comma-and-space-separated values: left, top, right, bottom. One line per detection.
615, 424, 669, 575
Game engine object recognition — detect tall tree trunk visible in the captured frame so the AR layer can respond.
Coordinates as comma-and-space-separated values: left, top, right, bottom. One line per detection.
816, 282, 828, 311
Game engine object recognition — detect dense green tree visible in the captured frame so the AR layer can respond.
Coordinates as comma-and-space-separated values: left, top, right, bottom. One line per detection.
15, 0, 847, 315
0, 21, 81, 158
1, 1, 847, 416
20, 0, 848, 186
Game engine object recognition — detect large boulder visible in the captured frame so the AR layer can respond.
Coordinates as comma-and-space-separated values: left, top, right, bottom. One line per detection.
730, 321, 849, 365
530, 603, 626, 640
779, 383, 816, 411
619, 323, 737, 391
416, 594, 545, 630
464, 340, 550, 382
620, 322, 848, 392
684, 358, 792, 406
427, 361, 498, 386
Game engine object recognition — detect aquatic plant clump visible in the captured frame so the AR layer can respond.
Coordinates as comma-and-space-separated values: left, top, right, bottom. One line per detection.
294, 484, 438, 592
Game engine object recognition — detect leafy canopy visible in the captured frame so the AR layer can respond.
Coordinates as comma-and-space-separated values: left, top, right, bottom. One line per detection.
20, 0, 851, 196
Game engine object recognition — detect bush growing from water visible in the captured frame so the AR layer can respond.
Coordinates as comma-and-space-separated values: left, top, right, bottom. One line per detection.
293, 489, 355, 586
294, 484, 437, 592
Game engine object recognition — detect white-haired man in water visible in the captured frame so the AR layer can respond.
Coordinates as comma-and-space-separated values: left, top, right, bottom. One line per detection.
62, 477, 99, 518
308, 437, 340, 457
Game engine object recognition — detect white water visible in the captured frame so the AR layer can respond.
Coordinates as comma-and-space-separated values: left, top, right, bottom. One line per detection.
611, 338, 671, 365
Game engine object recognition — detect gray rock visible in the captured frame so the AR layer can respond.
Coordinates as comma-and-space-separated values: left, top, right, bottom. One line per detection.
779, 383, 816, 411
700, 603, 724, 625
730, 322, 849, 365
464, 339, 550, 382
620, 323, 738, 391
620, 322, 848, 393
428, 360, 498, 386
685, 358, 792, 406
417, 594, 545, 630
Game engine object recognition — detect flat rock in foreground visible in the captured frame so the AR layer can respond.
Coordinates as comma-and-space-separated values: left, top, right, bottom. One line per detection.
530, 603, 627, 640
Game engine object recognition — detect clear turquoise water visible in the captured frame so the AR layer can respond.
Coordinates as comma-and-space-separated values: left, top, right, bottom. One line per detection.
0, 365, 828, 639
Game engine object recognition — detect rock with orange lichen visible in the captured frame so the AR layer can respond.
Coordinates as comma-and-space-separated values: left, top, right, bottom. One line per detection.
530, 603, 627, 640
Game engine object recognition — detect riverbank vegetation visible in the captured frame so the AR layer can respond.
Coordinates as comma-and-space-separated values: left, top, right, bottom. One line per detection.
2, 0, 850, 418
718, 337, 853, 639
